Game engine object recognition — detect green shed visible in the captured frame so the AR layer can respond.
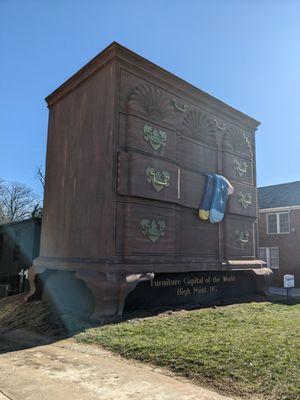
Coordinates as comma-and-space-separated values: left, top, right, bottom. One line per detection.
0, 218, 41, 297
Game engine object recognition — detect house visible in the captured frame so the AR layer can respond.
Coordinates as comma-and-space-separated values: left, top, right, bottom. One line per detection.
0, 217, 41, 297
258, 181, 300, 287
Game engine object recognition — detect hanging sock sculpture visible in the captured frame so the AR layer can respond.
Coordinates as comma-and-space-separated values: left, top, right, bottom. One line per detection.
198, 173, 215, 220
209, 174, 234, 223
199, 174, 234, 223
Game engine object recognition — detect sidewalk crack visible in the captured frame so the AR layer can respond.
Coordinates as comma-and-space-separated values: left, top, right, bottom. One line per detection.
0, 389, 14, 400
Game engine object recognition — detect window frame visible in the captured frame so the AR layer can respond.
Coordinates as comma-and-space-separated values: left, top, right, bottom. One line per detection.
266, 211, 290, 234
259, 247, 279, 269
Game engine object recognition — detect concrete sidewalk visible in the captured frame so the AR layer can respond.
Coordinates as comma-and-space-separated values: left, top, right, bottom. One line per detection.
0, 392, 12, 400
0, 331, 233, 400
266, 286, 300, 298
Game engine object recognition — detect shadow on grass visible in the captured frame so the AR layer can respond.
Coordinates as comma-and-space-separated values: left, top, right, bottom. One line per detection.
123, 293, 300, 321
1, 291, 299, 356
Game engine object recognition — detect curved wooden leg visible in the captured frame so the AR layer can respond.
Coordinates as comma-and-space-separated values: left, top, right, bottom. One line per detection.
75, 271, 154, 322
119, 272, 154, 315
24, 265, 47, 302
251, 267, 273, 295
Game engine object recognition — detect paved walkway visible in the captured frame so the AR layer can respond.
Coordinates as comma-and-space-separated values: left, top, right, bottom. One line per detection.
0, 330, 233, 400
0, 392, 12, 400
267, 286, 300, 298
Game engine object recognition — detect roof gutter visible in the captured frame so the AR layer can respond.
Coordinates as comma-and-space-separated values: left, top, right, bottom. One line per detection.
259, 205, 300, 213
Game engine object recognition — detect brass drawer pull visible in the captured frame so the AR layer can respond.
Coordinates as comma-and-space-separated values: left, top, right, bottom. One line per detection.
236, 230, 250, 247
143, 125, 167, 151
243, 134, 253, 159
233, 158, 248, 177
150, 172, 169, 187
141, 219, 166, 243
146, 167, 170, 192
214, 118, 226, 130
172, 99, 188, 112
238, 191, 252, 208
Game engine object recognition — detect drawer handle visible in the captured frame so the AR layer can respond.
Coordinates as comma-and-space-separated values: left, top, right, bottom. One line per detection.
141, 219, 166, 243
235, 230, 250, 247
238, 191, 252, 208
146, 167, 170, 192
143, 125, 167, 151
214, 118, 226, 130
243, 134, 253, 159
233, 158, 248, 177
172, 99, 188, 112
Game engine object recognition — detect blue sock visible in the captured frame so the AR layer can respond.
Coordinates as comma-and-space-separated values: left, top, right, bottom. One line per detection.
209, 175, 234, 223
199, 173, 215, 220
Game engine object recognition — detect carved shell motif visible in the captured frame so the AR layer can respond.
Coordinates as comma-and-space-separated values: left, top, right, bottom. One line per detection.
181, 110, 217, 146
127, 84, 175, 123
223, 127, 253, 158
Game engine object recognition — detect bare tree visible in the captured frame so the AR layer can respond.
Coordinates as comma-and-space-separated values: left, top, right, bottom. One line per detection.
36, 166, 45, 190
0, 181, 38, 223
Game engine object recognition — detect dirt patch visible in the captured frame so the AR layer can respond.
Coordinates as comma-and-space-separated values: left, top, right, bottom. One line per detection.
0, 294, 89, 338
0, 294, 269, 338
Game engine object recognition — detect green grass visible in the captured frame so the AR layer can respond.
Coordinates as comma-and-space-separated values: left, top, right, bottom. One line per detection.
76, 302, 300, 400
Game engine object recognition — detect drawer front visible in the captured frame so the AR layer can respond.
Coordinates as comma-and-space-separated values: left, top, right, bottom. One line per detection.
178, 170, 257, 215
180, 169, 204, 209
120, 69, 178, 129
227, 183, 257, 218
224, 216, 255, 259
177, 136, 218, 174
223, 152, 254, 186
118, 151, 179, 204
178, 209, 219, 256
116, 202, 175, 254
119, 114, 176, 161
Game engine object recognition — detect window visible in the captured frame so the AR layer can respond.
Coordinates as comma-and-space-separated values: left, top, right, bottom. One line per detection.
279, 213, 289, 233
267, 212, 290, 234
259, 247, 279, 269
267, 214, 277, 234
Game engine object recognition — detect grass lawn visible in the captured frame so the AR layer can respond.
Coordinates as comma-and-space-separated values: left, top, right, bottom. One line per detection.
77, 302, 300, 400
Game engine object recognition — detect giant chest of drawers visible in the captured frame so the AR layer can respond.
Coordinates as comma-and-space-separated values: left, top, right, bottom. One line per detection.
117, 69, 258, 267
28, 43, 263, 320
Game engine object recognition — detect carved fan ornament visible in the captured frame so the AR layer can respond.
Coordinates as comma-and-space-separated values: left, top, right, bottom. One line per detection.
181, 110, 217, 146
223, 126, 253, 158
127, 84, 175, 123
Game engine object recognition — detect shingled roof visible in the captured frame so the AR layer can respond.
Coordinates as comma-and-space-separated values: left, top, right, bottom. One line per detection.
258, 181, 300, 209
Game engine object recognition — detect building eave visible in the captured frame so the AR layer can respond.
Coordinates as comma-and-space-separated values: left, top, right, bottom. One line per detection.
259, 205, 300, 213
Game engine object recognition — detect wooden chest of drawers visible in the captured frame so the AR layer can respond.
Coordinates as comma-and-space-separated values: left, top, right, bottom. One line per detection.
26, 42, 267, 321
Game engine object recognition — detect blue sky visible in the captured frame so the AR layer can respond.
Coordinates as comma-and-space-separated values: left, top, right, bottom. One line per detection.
1, 0, 299, 199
